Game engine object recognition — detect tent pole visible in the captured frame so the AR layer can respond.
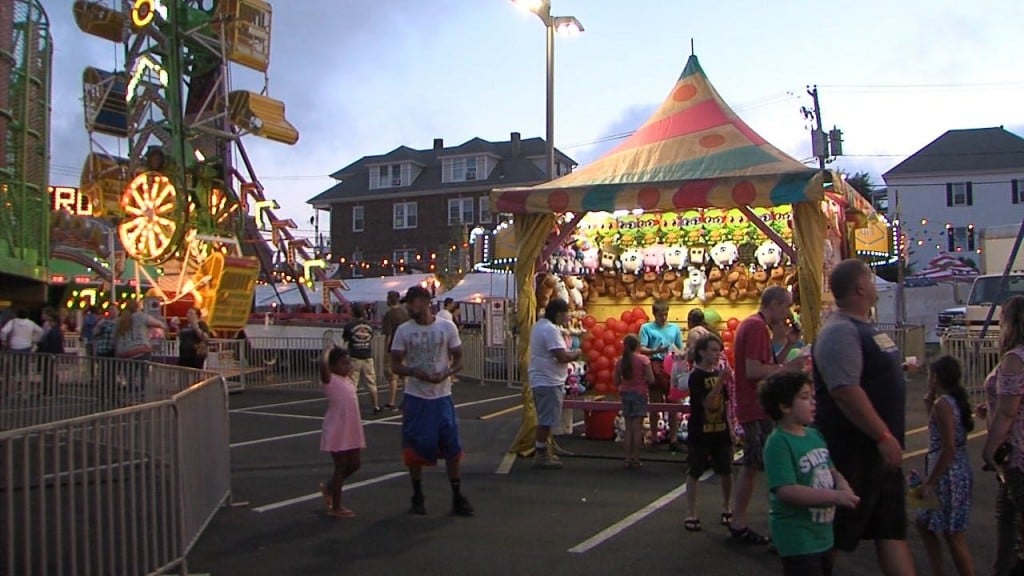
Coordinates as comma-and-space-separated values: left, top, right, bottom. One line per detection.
736, 205, 797, 260
539, 212, 583, 264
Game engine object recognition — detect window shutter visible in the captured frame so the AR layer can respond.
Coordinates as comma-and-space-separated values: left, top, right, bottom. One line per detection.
945, 183, 953, 206
1013, 179, 1020, 204
965, 182, 973, 205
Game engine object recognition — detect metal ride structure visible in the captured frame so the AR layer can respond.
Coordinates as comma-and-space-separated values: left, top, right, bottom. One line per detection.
72, 0, 346, 330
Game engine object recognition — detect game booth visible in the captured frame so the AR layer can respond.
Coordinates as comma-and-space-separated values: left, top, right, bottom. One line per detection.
492, 55, 880, 455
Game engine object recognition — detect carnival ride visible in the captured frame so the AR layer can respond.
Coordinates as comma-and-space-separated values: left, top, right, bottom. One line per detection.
69, 0, 346, 331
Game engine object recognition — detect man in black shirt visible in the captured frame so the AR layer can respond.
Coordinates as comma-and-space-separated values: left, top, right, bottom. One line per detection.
344, 303, 381, 414
380, 291, 408, 412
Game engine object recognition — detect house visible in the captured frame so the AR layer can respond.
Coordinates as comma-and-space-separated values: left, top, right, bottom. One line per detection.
882, 127, 1024, 270
307, 133, 574, 278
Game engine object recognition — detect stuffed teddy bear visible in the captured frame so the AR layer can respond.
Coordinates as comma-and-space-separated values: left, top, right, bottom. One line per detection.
563, 275, 584, 310
536, 273, 557, 311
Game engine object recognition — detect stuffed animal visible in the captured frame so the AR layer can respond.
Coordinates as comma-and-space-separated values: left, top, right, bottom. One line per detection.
688, 246, 708, 269
706, 267, 724, 300
554, 275, 569, 304
754, 240, 784, 269
536, 273, 557, 311
682, 266, 708, 302
638, 213, 662, 246
642, 245, 666, 273
663, 245, 688, 271
599, 245, 621, 275
710, 241, 739, 268
641, 270, 660, 298
620, 248, 644, 275
563, 275, 584, 309
580, 244, 601, 275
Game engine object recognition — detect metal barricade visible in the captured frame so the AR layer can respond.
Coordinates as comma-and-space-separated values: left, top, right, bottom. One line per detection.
1, 374, 230, 576
940, 332, 1002, 402
875, 323, 926, 363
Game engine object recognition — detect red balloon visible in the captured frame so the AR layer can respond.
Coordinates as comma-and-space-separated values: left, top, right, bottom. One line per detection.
587, 349, 602, 364
581, 337, 593, 352
597, 369, 612, 384
620, 310, 634, 324
727, 318, 740, 331
614, 340, 624, 353
595, 355, 611, 370
582, 315, 597, 329
725, 348, 735, 364
722, 330, 734, 343
630, 321, 644, 334
603, 344, 616, 358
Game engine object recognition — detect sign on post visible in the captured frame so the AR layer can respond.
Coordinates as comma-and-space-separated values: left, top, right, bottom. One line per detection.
484, 298, 506, 347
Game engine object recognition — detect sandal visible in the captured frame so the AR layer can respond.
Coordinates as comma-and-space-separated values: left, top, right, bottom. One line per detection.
684, 518, 702, 532
327, 507, 356, 518
319, 482, 332, 510
728, 525, 771, 545
721, 511, 733, 526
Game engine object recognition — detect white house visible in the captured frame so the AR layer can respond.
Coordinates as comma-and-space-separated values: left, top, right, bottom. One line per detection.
883, 127, 1024, 271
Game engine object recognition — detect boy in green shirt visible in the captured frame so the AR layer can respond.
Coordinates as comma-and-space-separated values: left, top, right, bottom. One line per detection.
759, 371, 860, 576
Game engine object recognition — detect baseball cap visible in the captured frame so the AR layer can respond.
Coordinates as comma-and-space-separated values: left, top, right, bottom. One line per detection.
402, 285, 432, 303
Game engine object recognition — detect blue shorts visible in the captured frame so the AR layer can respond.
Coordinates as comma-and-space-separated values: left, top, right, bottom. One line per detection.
533, 385, 565, 428
402, 395, 463, 466
620, 391, 648, 419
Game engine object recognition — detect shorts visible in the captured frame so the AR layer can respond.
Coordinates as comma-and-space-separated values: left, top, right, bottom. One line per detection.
780, 551, 834, 576
831, 451, 907, 551
739, 419, 773, 470
401, 395, 462, 466
533, 385, 565, 428
620, 391, 648, 419
349, 357, 377, 393
650, 360, 671, 395
687, 440, 733, 478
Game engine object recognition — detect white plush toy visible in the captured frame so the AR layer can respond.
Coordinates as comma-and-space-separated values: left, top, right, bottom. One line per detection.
620, 248, 644, 274
755, 240, 784, 269
554, 275, 570, 304
682, 266, 708, 303
564, 276, 584, 309
663, 245, 688, 270
710, 241, 739, 268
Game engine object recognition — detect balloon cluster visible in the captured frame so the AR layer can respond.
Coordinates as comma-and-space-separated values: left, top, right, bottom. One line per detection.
580, 307, 651, 394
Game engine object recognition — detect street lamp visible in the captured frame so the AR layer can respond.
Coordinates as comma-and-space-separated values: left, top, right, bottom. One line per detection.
510, 0, 584, 180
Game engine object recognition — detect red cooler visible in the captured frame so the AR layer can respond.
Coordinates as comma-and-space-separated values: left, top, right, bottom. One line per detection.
583, 409, 617, 440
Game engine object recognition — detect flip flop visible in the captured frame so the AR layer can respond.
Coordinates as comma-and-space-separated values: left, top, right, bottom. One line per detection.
327, 507, 356, 518
684, 518, 702, 532
721, 511, 733, 526
319, 482, 332, 510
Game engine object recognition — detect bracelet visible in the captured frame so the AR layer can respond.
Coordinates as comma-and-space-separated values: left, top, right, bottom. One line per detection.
876, 429, 892, 444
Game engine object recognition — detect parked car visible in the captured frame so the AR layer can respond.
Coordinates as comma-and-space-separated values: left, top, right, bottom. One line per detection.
937, 306, 966, 334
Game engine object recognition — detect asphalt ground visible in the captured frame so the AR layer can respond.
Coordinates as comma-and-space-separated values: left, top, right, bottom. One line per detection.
188, 374, 1009, 576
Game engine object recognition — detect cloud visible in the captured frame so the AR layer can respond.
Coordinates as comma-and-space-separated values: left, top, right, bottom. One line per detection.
571, 103, 657, 166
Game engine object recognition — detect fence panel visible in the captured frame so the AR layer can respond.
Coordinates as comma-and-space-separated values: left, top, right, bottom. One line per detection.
940, 333, 1002, 403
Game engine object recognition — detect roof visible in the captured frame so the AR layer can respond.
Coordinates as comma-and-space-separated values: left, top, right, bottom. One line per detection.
492, 55, 828, 214
309, 135, 574, 205
883, 127, 1024, 179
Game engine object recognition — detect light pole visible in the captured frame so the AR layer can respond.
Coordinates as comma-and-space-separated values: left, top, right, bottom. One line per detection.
510, 0, 583, 180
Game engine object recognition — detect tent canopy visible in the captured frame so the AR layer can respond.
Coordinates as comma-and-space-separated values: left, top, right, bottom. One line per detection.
911, 253, 979, 282
443, 272, 517, 303
493, 55, 829, 214
255, 273, 440, 307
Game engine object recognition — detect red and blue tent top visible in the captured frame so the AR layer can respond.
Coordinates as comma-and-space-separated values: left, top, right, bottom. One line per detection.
493, 54, 831, 214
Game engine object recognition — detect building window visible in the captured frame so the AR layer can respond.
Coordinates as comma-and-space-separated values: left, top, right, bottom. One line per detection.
946, 182, 973, 207
352, 206, 364, 232
443, 155, 481, 182
448, 198, 474, 225
948, 226, 975, 253
376, 163, 404, 188
479, 197, 492, 223
393, 202, 417, 229
393, 248, 416, 265
1013, 179, 1021, 204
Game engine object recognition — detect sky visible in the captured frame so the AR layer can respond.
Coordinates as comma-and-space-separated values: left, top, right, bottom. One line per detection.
42, 0, 1024, 242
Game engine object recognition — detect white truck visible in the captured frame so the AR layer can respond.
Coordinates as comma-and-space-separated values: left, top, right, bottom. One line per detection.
980, 224, 1024, 275
961, 273, 1024, 334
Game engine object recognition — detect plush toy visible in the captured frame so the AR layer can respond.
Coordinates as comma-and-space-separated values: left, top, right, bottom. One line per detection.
536, 273, 557, 311
599, 245, 621, 275
659, 212, 684, 245
688, 246, 708, 269
706, 267, 724, 300
642, 244, 666, 272
614, 413, 626, 443
682, 266, 708, 302
754, 240, 784, 269
580, 244, 601, 275
620, 248, 644, 275
641, 270, 660, 298
554, 275, 570, 304
768, 265, 787, 287
564, 275, 584, 309
663, 245, 688, 271
617, 215, 641, 248
753, 268, 769, 293
638, 213, 662, 246
710, 241, 740, 268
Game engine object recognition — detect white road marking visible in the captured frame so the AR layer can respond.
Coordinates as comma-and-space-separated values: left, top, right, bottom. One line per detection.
230, 393, 522, 448
496, 452, 517, 474
239, 411, 324, 421
568, 469, 714, 554
903, 429, 986, 460
252, 471, 407, 513
231, 397, 324, 413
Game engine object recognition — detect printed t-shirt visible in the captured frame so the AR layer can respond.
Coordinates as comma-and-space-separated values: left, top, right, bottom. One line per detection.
390, 318, 461, 399
343, 320, 374, 359
687, 366, 731, 445
528, 318, 569, 388
764, 426, 836, 557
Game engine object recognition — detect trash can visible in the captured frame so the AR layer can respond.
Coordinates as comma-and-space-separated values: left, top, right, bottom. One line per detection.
583, 409, 617, 440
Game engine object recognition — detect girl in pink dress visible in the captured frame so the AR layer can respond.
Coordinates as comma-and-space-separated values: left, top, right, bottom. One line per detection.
319, 347, 365, 518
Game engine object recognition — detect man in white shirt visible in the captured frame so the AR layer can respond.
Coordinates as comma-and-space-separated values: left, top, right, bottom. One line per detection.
528, 298, 580, 469
0, 309, 43, 352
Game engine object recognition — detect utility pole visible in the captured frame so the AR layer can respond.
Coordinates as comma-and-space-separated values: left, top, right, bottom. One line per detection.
803, 86, 843, 171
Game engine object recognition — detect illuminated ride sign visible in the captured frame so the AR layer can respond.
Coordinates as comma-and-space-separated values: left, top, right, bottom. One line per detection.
119, 171, 178, 262
49, 185, 94, 216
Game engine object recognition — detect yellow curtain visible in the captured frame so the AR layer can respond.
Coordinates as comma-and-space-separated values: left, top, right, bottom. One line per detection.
792, 201, 825, 341
509, 212, 556, 455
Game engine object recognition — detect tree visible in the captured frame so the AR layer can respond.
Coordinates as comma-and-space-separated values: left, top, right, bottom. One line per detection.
843, 171, 876, 202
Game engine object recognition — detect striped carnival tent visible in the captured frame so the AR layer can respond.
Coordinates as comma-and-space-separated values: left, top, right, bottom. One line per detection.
492, 54, 877, 455
912, 253, 979, 282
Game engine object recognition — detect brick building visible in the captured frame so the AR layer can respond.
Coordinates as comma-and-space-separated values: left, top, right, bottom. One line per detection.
307, 132, 574, 278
